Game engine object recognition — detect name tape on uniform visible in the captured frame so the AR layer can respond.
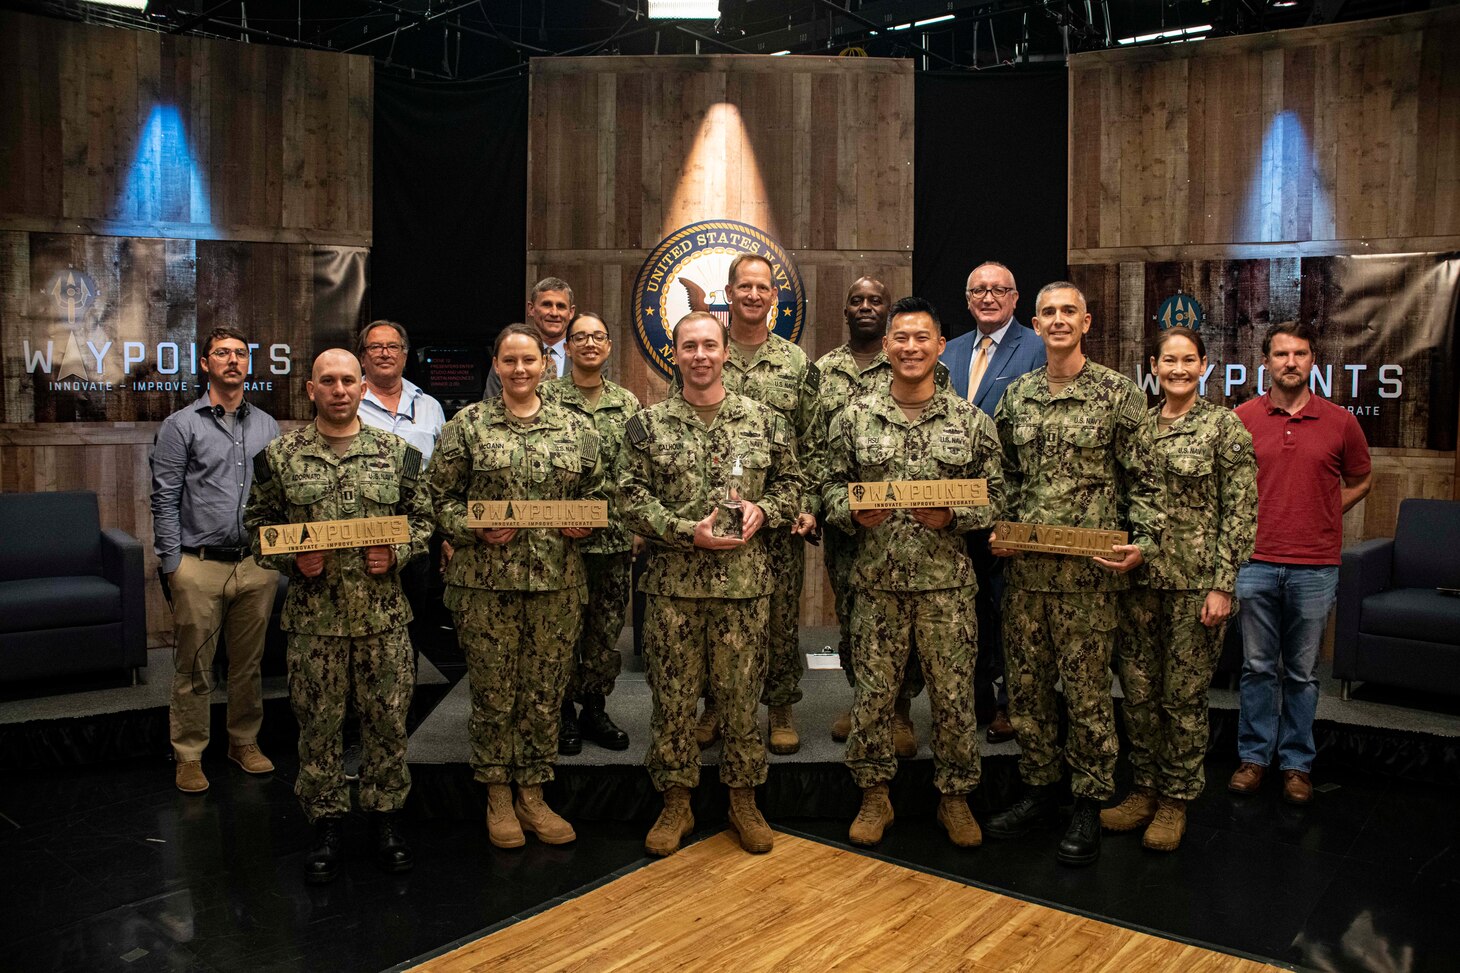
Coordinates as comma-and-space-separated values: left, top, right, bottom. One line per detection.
848, 479, 989, 510
259, 516, 409, 555
992, 521, 1128, 557
467, 500, 609, 529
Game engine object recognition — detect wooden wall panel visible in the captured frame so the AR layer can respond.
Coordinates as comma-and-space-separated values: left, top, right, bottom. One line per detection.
528, 56, 913, 626
1069, 7, 1460, 262
0, 11, 371, 246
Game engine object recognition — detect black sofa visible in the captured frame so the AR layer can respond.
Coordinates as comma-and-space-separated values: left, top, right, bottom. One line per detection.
1334, 498, 1460, 700
0, 491, 147, 684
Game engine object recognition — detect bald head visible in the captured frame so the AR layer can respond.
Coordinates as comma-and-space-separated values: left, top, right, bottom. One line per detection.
312, 348, 361, 380
307, 348, 364, 430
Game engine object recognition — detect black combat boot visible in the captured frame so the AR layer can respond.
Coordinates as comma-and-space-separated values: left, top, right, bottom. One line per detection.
1056, 797, 1102, 867
372, 812, 414, 873
985, 783, 1060, 839
579, 693, 629, 750
558, 699, 582, 756
305, 817, 345, 885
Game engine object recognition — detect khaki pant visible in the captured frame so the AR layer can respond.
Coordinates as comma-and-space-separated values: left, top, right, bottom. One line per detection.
168, 554, 279, 760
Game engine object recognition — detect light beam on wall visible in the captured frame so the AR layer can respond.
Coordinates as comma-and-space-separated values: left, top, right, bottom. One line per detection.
664, 101, 772, 239
1240, 109, 1331, 242
122, 105, 211, 228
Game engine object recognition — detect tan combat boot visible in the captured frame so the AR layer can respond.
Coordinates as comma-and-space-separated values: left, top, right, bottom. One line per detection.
694, 700, 721, 748
848, 784, 894, 846
1142, 796, 1187, 852
175, 759, 208, 794
1100, 786, 1158, 833
893, 698, 917, 759
937, 794, 983, 848
727, 787, 774, 854
514, 784, 577, 845
830, 710, 852, 742
645, 786, 695, 857
768, 704, 800, 755
486, 783, 525, 849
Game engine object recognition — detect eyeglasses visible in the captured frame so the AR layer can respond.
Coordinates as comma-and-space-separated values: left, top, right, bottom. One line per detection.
568, 332, 611, 346
364, 342, 405, 354
966, 286, 1015, 299
208, 349, 249, 361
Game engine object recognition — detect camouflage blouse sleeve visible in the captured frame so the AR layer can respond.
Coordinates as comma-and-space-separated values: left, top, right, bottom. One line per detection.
795, 362, 824, 519
993, 389, 1024, 521
395, 444, 433, 571
244, 444, 296, 575
757, 412, 805, 529
820, 409, 854, 535
1213, 410, 1258, 593
616, 413, 698, 550
1115, 387, 1166, 562
948, 410, 1005, 535
427, 413, 476, 548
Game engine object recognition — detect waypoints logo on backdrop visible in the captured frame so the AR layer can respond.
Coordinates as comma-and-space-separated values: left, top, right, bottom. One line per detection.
1157, 293, 1204, 331
631, 219, 806, 381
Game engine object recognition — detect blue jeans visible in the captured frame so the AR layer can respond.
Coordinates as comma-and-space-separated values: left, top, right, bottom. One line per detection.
1235, 561, 1339, 773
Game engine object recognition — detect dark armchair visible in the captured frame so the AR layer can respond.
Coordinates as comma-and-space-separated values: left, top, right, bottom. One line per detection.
1334, 498, 1460, 700
0, 491, 147, 684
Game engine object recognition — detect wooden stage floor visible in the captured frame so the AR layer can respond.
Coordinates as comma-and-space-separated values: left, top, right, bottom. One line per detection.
413, 830, 1276, 973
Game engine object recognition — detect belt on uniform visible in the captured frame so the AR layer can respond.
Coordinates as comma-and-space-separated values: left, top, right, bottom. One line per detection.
182, 545, 249, 562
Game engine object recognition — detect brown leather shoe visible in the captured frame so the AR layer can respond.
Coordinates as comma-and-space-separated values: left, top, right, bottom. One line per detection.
175, 760, 208, 794
830, 710, 851, 742
986, 709, 1015, 744
1228, 762, 1265, 794
227, 743, 274, 774
1282, 769, 1313, 806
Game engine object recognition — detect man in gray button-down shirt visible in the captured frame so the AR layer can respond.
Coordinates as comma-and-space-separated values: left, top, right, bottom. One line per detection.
150, 326, 282, 793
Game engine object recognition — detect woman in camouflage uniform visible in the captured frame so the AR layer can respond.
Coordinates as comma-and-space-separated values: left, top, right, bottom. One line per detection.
1103, 326, 1257, 851
430, 323, 603, 849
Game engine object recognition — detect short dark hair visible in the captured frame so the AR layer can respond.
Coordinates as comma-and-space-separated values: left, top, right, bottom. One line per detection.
1033, 280, 1087, 313
201, 326, 247, 358
727, 253, 772, 287
566, 311, 610, 340
1261, 320, 1317, 357
357, 319, 409, 356
673, 311, 728, 346
531, 277, 574, 305
493, 322, 547, 359
1152, 325, 1206, 360
888, 295, 941, 335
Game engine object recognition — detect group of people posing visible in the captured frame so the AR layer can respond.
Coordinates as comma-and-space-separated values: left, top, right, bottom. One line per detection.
150, 256, 1371, 885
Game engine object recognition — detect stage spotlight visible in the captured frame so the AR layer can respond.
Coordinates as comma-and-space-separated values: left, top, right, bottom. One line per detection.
83, 0, 149, 9
647, 1, 718, 18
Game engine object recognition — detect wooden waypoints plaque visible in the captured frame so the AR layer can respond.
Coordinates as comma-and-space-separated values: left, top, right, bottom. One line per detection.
848, 479, 989, 510
467, 499, 609, 529
992, 521, 1128, 557
258, 516, 410, 555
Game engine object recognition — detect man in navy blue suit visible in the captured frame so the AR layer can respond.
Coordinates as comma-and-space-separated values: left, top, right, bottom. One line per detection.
940, 262, 1046, 742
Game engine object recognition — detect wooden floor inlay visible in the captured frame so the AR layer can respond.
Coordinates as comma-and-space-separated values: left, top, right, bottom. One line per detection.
413, 831, 1277, 972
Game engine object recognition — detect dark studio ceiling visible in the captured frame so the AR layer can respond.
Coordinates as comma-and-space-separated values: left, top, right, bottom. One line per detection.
4, 0, 1454, 80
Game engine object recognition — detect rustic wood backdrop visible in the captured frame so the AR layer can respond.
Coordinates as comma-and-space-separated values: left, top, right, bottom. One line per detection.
1067, 6, 1460, 550
0, 12, 372, 646
525, 55, 915, 628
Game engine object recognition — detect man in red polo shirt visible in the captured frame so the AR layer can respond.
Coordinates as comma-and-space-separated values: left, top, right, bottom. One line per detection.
1229, 322, 1371, 805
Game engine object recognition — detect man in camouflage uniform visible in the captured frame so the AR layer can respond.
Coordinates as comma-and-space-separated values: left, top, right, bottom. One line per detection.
430, 323, 603, 849
697, 253, 820, 755
619, 312, 805, 857
245, 349, 432, 884
542, 312, 639, 753
816, 277, 933, 754
1103, 328, 1257, 850
986, 282, 1164, 867
824, 296, 1004, 849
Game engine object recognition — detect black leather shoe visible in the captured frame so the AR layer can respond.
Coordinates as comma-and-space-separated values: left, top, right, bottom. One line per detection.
305, 817, 345, 885
1056, 797, 1102, 867
372, 812, 414, 873
579, 693, 629, 750
558, 700, 582, 756
985, 784, 1060, 839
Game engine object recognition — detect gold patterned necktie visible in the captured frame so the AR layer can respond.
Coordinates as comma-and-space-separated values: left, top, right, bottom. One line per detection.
967, 335, 993, 401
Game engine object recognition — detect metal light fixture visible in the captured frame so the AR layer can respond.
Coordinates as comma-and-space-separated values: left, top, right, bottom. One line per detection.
646, 1, 719, 18
82, 0, 149, 9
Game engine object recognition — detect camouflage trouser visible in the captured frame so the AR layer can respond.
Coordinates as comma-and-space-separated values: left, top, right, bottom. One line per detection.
287, 628, 414, 823
568, 551, 630, 699
846, 586, 980, 794
450, 586, 584, 786
824, 526, 923, 700
761, 526, 805, 707
645, 594, 769, 791
1003, 588, 1119, 800
1117, 587, 1226, 800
